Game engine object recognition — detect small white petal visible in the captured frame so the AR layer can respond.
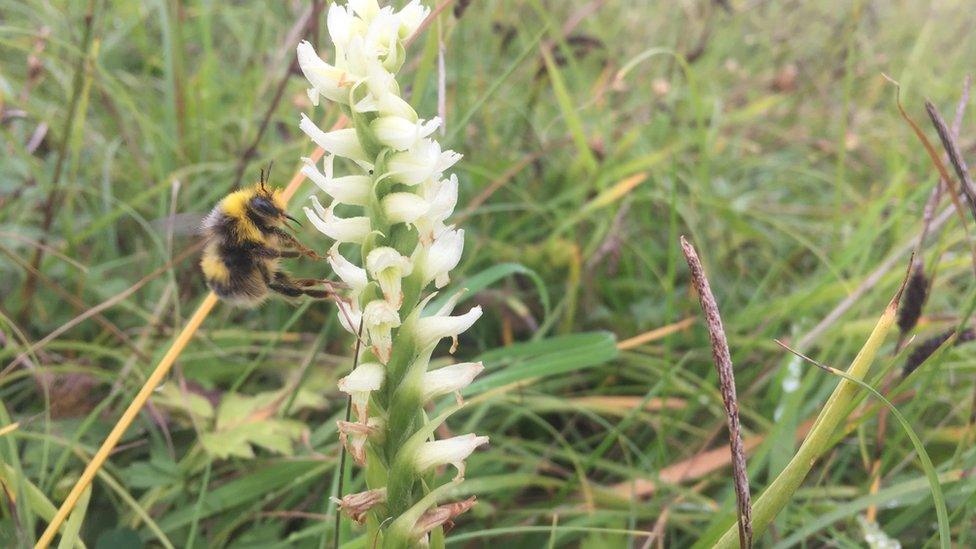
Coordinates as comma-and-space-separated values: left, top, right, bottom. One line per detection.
397, 0, 430, 39
382, 192, 429, 224
371, 116, 439, 151
306, 87, 319, 107
302, 155, 371, 206
414, 305, 482, 352
366, 247, 413, 307
300, 114, 368, 162
364, 62, 395, 97
338, 362, 385, 394
363, 300, 401, 363
337, 300, 363, 336
328, 248, 368, 291
338, 362, 385, 424
304, 195, 371, 244
327, 5, 357, 50
388, 139, 457, 186
415, 176, 458, 242
349, 0, 380, 20
422, 362, 484, 402
437, 149, 463, 173
377, 93, 417, 119
418, 228, 464, 288
296, 41, 357, 104
415, 434, 489, 480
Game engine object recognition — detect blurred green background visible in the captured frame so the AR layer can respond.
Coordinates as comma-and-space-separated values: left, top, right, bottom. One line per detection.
2, 0, 976, 546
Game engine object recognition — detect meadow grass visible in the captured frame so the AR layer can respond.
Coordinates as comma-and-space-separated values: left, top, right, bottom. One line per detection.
2, 0, 976, 546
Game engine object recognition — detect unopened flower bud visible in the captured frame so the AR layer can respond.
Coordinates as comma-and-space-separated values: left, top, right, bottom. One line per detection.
382, 192, 429, 225
372, 116, 440, 151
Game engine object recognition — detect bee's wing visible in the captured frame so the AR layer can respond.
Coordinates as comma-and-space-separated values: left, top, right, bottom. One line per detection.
149, 212, 209, 237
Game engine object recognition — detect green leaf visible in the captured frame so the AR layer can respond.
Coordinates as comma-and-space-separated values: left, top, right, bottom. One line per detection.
152, 384, 214, 419
465, 332, 618, 394
120, 456, 182, 489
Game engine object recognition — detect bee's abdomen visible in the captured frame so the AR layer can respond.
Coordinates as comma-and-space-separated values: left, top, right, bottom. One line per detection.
202, 241, 273, 307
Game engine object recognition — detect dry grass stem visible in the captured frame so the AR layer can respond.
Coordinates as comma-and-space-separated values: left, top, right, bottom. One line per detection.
679, 236, 752, 549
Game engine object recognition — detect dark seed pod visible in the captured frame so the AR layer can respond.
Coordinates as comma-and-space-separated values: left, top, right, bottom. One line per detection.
897, 264, 928, 335
903, 328, 976, 377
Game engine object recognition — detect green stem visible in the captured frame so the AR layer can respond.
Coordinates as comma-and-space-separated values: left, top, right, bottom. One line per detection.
713, 298, 898, 548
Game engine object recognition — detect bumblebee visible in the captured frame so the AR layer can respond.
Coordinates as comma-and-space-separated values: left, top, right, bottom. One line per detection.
200, 170, 335, 307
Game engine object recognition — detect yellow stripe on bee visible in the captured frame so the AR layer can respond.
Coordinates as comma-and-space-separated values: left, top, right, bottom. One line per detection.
200, 253, 230, 283
221, 189, 263, 242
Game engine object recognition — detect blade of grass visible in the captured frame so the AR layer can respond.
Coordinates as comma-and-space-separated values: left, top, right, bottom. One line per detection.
55, 486, 89, 549
708, 269, 907, 548
775, 340, 950, 548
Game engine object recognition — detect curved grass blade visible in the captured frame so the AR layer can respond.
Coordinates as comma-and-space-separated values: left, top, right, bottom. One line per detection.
776, 341, 950, 549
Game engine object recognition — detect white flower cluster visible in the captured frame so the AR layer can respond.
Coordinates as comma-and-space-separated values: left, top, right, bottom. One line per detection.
296, 0, 487, 540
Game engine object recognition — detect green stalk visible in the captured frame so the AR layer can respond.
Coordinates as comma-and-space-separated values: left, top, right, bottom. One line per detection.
713, 294, 899, 548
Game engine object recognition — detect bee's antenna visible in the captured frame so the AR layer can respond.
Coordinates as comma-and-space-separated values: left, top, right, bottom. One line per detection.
265, 161, 274, 184
259, 167, 266, 188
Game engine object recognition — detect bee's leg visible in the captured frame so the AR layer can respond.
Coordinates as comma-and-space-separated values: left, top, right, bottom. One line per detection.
270, 272, 335, 300
292, 278, 342, 288
269, 282, 305, 298
271, 227, 322, 259
270, 283, 335, 300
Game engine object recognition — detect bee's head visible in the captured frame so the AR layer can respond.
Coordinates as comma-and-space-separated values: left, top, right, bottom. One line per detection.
248, 163, 301, 228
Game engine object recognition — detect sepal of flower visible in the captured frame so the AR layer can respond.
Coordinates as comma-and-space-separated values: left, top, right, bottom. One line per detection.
388, 138, 462, 186
299, 114, 370, 165
304, 196, 371, 244
414, 433, 489, 481
337, 417, 383, 467
422, 362, 484, 404
372, 115, 440, 151
334, 488, 388, 525
302, 155, 371, 206
366, 247, 413, 307
363, 299, 401, 363
337, 361, 384, 422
